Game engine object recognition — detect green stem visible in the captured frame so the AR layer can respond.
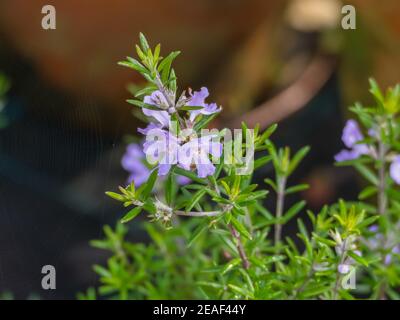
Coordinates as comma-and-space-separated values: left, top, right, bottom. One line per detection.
376, 139, 388, 299
228, 224, 250, 270
377, 140, 387, 216
333, 239, 348, 300
274, 176, 287, 247
175, 210, 223, 217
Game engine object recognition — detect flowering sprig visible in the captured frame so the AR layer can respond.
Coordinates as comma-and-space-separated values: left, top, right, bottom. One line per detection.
335, 79, 400, 299
93, 34, 388, 300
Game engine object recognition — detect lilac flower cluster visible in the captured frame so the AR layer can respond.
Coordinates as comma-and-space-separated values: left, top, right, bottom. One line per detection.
335, 119, 400, 185
122, 87, 223, 184
334, 120, 370, 162
139, 87, 222, 179
121, 142, 190, 187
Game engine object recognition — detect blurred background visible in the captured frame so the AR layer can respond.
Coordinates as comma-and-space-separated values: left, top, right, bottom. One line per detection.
0, 0, 399, 299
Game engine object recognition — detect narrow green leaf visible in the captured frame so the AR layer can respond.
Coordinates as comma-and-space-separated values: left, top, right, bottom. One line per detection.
138, 169, 158, 199
158, 51, 180, 82
230, 216, 252, 240
126, 99, 160, 111
174, 167, 207, 185
222, 258, 241, 275
354, 163, 379, 186
105, 191, 125, 202
179, 105, 204, 111
185, 189, 207, 211
165, 170, 175, 205
281, 201, 306, 223
118, 59, 148, 74
358, 186, 378, 200
288, 146, 310, 175
348, 251, 368, 267
286, 184, 309, 195
188, 221, 208, 247
254, 155, 272, 170
139, 32, 150, 52
121, 207, 142, 223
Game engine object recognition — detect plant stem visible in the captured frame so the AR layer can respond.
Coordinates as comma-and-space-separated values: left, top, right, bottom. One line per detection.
333, 239, 347, 300
376, 139, 388, 299
274, 176, 287, 247
228, 224, 250, 269
377, 140, 387, 216
175, 210, 222, 217
208, 172, 250, 269
154, 73, 175, 109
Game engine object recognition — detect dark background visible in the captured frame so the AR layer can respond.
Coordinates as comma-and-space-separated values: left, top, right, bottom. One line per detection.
0, 0, 399, 299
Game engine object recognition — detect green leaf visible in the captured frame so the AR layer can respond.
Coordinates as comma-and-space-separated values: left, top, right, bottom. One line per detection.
264, 178, 277, 192
165, 170, 175, 205
288, 146, 310, 175
281, 201, 306, 223
222, 258, 241, 275
358, 186, 378, 200
254, 202, 274, 219
312, 233, 336, 247
258, 123, 278, 144
357, 215, 380, 229
126, 99, 161, 111
153, 43, 161, 62
227, 284, 253, 298
254, 155, 272, 170
93, 265, 111, 278
197, 282, 224, 289
193, 113, 219, 131
185, 189, 207, 211
286, 184, 309, 195
230, 216, 252, 240
369, 78, 385, 108
105, 191, 124, 202
158, 51, 181, 82
224, 211, 232, 224
120, 207, 142, 223
174, 167, 207, 185
134, 85, 157, 98
354, 163, 379, 185
139, 32, 150, 53
138, 169, 158, 199
118, 57, 148, 74
179, 105, 204, 111
187, 220, 208, 247
169, 69, 177, 92
348, 251, 368, 267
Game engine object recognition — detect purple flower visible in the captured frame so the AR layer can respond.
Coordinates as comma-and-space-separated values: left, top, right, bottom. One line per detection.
335, 119, 370, 162
177, 175, 191, 185
143, 127, 179, 176
143, 91, 171, 128
122, 142, 190, 187
342, 119, 364, 148
390, 155, 400, 185
384, 246, 400, 265
334, 149, 362, 162
138, 122, 162, 135
121, 143, 150, 187
338, 264, 350, 274
368, 225, 379, 233
187, 87, 221, 122
178, 135, 222, 178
